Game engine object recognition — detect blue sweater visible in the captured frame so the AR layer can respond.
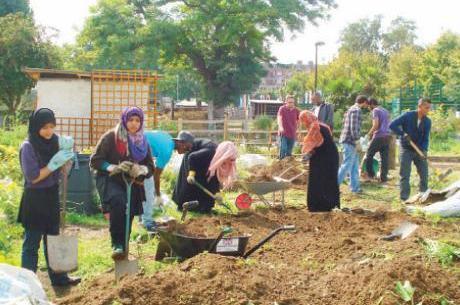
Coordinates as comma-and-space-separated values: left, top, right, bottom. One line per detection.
389, 111, 431, 151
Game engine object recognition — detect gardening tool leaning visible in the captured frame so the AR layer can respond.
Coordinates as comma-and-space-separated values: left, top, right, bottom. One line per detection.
114, 173, 139, 281
47, 159, 78, 273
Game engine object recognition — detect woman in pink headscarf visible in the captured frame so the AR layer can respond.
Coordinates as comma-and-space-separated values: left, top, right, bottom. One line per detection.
300, 110, 340, 212
207, 141, 238, 191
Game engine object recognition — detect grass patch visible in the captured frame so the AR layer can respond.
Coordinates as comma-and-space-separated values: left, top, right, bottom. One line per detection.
420, 239, 460, 267
66, 212, 107, 228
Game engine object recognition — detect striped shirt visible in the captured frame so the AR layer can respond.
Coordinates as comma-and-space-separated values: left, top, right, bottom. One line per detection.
339, 104, 362, 145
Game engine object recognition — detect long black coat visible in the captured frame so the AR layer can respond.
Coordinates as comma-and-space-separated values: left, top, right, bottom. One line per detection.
172, 139, 219, 213
307, 125, 340, 212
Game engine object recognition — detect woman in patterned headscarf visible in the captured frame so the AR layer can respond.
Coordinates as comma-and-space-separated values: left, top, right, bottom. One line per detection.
90, 107, 154, 259
300, 110, 340, 212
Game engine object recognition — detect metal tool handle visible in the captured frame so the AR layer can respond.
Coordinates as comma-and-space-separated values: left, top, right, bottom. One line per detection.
60, 160, 72, 233
123, 173, 135, 253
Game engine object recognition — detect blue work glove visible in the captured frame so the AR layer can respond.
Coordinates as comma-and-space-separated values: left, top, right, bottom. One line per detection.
47, 150, 74, 172
59, 136, 74, 152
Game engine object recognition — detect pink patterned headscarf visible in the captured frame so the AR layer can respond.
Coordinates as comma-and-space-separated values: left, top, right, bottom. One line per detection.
207, 141, 238, 189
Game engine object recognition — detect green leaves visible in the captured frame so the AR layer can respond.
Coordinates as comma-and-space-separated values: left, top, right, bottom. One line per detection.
395, 281, 416, 303
0, 13, 57, 115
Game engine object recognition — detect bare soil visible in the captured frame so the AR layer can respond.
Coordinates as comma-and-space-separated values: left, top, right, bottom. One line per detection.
246, 156, 308, 185
57, 208, 460, 305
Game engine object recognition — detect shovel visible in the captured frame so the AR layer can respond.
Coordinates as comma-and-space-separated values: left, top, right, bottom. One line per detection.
115, 174, 139, 281
381, 221, 418, 241
47, 159, 79, 273
193, 180, 233, 213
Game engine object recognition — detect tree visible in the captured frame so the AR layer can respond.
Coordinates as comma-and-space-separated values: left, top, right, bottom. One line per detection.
0, 14, 57, 116
382, 17, 417, 54
419, 32, 460, 88
158, 58, 203, 102
69, 0, 159, 70
0, 0, 31, 17
308, 51, 387, 110
387, 46, 422, 90
340, 16, 417, 56
339, 15, 383, 54
282, 72, 309, 103
143, 0, 336, 117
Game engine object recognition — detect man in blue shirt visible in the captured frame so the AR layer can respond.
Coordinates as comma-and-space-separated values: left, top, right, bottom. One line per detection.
389, 98, 432, 201
141, 130, 175, 231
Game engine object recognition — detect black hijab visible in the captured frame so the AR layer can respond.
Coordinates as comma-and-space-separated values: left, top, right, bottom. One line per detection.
28, 108, 59, 166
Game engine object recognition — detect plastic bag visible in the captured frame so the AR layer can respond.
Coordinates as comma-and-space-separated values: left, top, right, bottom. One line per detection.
359, 135, 370, 152
0, 264, 50, 305
167, 153, 184, 174
237, 154, 269, 169
406, 190, 460, 217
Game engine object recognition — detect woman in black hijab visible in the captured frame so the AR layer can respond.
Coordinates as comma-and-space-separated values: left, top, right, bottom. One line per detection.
18, 108, 80, 286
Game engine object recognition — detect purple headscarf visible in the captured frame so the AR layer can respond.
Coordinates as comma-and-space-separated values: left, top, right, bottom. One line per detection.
115, 106, 148, 162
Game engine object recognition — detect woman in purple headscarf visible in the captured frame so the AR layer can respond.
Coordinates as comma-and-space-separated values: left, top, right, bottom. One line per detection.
90, 107, 154, 260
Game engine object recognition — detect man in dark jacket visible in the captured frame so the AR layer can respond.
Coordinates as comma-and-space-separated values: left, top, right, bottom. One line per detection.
389, 98, 432, 201
172, 131, 219, 213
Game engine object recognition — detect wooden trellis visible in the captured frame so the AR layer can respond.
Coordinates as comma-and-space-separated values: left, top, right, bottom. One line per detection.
90, 70, 159, 147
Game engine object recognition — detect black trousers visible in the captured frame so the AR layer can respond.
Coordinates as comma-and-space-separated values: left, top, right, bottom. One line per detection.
365, 136, 390, 181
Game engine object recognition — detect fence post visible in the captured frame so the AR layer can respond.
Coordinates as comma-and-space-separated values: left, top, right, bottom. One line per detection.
223, 113, 228, 140
178, 118, 183, 131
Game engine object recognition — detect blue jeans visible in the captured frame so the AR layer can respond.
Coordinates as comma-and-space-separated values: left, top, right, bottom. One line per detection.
141, 176, 157, 228
399, 147, 428, 201
279, 136, 295, 160
21, 229, 69, 284
338, 143, 361, 192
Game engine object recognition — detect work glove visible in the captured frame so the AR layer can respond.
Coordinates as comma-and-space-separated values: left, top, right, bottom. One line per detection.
154, 196, 164, 208
187, 170, 196, 184
47, 150, 74, 172
302, 153, 312, 163
59, 136, 74, 152
129, 164, 148, 178
108, 161, 133, 176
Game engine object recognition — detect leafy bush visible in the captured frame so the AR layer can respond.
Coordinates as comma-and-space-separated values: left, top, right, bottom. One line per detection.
158, 119, 178, 132
253, 115, 275, 131
430, 105, 458, 142
161, 168, 177, 195
0, 125, 27, 147
0, 180, 23, 259
0, 144, 22, 183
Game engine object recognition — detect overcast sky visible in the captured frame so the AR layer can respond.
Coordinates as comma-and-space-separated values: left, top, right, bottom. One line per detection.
30, 0, 460, 64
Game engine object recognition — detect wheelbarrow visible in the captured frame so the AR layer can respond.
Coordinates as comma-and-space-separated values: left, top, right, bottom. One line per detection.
238, 167, 307, 209
155, 225, 295, 261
